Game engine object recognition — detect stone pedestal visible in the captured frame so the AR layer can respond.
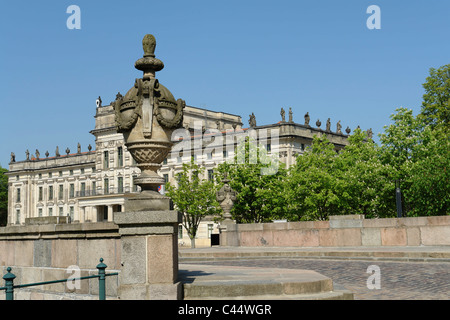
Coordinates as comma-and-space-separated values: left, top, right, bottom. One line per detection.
219, 221, 239, 247
114, 207, 182, 300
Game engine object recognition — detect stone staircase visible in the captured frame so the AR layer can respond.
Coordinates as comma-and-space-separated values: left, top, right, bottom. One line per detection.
179, 264, 353, 300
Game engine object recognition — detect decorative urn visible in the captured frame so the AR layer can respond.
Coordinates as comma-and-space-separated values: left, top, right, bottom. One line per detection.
113, 34, 185, 194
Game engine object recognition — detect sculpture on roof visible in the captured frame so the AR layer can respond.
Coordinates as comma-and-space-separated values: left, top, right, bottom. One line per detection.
280, 108, 285, 122
249, 113, 256, 128
288, 107, 293, 123
304, 112, 310, 126
336, 120, 342, 134
326, 118, 331, 132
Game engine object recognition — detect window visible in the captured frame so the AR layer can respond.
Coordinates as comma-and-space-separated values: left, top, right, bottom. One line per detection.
59, 207, 64, 216
16, 209, 20, 224
69, 184, 75, 198
223, 150, 228, 159
104, 151, 109, 169
118, 147, 123, 167
49, 172, 52, 178
118, 177, 123, 193
266, 143, 271, 152
38, 187, 43, 201
49, 207, 53, 216
81, 168, 85, 174
208, 169, 214, 182
69, 206, 74, 221
132, 176, 138, 192
104, 178, 109, 194
59, 185, 64, 200
80, 182, 86, 196
301, 143, 305, 151
207, 152, 212, 160
178, 225, 183, 239
59, 171, 63, 177
92, 182, 96, 195
49, 186, 54, 200
69, 169, 74, 176
208, 224, 214, 239
38, 173, 42, 179
163, 174, 169, 183
163, 158, 167, 165
38, 208, 43, 217
16, 188, 21, 202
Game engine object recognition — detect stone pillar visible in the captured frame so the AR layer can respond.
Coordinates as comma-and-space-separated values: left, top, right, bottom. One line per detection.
114, 209, 182, 300
107, 205, 113, 222
92, 206, 98, 222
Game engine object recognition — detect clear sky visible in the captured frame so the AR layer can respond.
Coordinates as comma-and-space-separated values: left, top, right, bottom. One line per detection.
0, 0, 449, 167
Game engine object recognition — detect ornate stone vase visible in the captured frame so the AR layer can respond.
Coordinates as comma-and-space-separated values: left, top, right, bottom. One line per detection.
113, 34, 185, 194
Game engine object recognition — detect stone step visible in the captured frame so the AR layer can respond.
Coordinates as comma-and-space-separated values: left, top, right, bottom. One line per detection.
184, 290, 354, 300
180, 264, 354, 300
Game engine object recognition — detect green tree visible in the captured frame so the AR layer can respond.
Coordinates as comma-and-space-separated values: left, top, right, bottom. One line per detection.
0, 166, 7, 226
418, 64, 450, 132
336, 129, 396, 218
403, 127, 449, 216
166, 161, 220, 248
216, 136, 287, 223
286, 135, 341, 221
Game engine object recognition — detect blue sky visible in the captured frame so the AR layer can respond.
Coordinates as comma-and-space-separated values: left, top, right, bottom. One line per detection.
0, 0, 449, 166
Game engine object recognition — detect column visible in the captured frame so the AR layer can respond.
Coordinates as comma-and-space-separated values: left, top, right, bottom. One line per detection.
107, 205, 113, 222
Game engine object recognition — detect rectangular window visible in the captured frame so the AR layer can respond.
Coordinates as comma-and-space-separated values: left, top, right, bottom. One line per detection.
38, 173, 42, 179
69, 169, 74, 176
104, 151, 109, 169
16, 188, 21, 202
69, 206, 74, 221
92, 182, 96, 195
69, 184, 75, 198
208, 224, 214, 239
49, 186, 54, 200
80, 182, 86, 196
104, 178, 109, 194
49, 207, 53, 216
118, 147, 123, 167
163, 174, 169, 183
59, 207, 64, 216
16, 209, 20, 224
49, 172, 52, 178
59, 185, 64, 200
208, 169, 214, 182
132, 176, 138, 192
81, 168, 85, 174
178, 225, 183, 239
38, 208, 43, 217
38, 187, 43, 201
266, 143, 271, 152
118, 177, 123, 193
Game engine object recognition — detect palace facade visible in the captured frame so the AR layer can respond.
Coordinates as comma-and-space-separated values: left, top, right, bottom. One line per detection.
7, 101, 351, 246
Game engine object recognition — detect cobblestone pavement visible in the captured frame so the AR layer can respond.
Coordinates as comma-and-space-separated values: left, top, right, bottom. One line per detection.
184, 259, 450, 300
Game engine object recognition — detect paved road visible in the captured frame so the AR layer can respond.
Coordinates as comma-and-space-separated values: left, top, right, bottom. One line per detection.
184, 258, 450, 300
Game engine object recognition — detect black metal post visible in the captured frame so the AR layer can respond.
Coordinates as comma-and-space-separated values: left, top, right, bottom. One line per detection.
395, 180, 403, 218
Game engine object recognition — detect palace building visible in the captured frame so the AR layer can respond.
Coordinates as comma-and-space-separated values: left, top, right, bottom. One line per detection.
6, 99, 352, 246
